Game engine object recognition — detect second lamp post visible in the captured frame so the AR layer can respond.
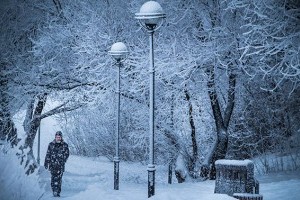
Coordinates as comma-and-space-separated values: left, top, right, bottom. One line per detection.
135, 1, 165, 198
108, 42, 128, 190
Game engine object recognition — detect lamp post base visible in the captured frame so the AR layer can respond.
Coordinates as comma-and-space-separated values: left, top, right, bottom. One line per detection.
114, 157, 120, 190
147, 165, 156, 198
168, 164, 172, 184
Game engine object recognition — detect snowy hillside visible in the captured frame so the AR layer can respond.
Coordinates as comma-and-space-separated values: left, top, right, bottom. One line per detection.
38, 155, 235, 200
1, 145, 300, 200
41, 156, 300, 200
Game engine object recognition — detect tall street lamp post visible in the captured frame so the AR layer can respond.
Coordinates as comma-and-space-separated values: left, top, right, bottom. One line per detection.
37, 122, 41, 165
135, 1, 165, 198
108, 42, 128, 190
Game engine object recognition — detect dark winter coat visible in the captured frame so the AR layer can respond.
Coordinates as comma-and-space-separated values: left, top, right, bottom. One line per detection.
44, 140, 69, 172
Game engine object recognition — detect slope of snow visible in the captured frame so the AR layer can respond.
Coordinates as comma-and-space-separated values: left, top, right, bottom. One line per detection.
257, 171, 300, 200
40, 155, 235, 200
1, 149, 300, 200
37, 155, 300, 200
0, 143, 44, 200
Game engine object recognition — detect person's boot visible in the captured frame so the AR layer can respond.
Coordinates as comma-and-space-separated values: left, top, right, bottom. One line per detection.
53, 192, 58, 197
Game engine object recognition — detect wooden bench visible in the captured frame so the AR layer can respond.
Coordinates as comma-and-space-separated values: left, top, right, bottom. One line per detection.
233, 193, 263, 200
214, 159, 260, 197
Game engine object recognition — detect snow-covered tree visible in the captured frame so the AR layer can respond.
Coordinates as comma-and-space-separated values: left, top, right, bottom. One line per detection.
238, 0, 300, 91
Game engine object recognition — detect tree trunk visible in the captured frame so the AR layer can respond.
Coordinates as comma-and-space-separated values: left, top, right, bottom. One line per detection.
203, 65, 236, 180
19, 93, 47, 175
184, 89, 198, 175
18, 93, 82, 174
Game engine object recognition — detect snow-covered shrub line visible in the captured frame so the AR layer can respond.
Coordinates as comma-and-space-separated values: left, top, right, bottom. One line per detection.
0, 141, 44, 200
253, 152, 300, 174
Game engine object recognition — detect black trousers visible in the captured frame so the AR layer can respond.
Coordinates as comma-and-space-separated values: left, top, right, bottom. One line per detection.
50, 169, 64, 194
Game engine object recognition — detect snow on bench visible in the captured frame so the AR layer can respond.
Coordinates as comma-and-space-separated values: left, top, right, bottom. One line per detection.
233, 193, 263, 200
215, 159, 253, 166
214, 159, 260, 197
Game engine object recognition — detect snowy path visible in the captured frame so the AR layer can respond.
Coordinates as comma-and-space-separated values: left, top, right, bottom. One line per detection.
39, 170, 106, 199
39, 156, 112, 199
38, 155, 300, 200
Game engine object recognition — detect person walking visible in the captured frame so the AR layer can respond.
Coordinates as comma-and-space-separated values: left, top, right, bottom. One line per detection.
44, 131, 69, 197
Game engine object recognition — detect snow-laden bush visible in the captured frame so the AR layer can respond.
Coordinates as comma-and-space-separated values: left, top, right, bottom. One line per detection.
0, 141, 44, 200
253, 152, 300, 174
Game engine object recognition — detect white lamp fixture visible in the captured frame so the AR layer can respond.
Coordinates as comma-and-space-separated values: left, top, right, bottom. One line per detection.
135, 1, 166, 31
108, 42, 128, 62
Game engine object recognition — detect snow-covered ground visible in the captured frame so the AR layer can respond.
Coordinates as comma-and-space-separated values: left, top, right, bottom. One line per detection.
38, 155, 234, 200
0, 143, 44, 200
4, 115, 300, 200
1, 147, 300, 200
257, 171, 300, 200
37, 155, 300, 200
